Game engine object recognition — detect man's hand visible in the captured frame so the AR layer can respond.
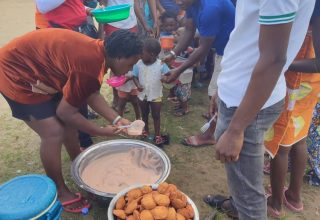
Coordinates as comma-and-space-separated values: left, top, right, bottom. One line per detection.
215, 128, 244, 163
161, 69, 180, 83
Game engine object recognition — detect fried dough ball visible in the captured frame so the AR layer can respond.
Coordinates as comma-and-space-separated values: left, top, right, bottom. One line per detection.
140, 186, 153, 194
113, 210, 127, 219
116, 196, 126, 210
167, 207, 177, 220
176, 213, 186, 220
157, 182, 169, 194
177, 206, 194, 219
141, 194, 157, 210
125, 200, 138, 215
164, 184, 178, 196
171, 198, 187, 209
133, 210, 141, 220
185, 204, 194, 218
127, 215, 135, 220
140, 210, 155, 220
153, 194, 170, 207
151, 206, 169, 220
127, 189, 143, 202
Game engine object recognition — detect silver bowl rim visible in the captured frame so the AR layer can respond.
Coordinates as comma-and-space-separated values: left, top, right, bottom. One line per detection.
71, 139, 171, 198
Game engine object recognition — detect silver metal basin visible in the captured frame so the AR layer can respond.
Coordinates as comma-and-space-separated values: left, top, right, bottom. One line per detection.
71, 139, 171, 204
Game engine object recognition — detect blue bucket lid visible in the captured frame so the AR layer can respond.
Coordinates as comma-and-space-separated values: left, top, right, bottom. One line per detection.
0, 174, 57, 220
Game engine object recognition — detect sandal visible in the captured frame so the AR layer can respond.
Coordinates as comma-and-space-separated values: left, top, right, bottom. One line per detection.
141, 131, 149, 139
181, 136, 215, 147
154, 136, 165, 147
61, 193, 91, 213
203, 194, 238, 219
266, 194, 285, 219
283, 190, 304, 212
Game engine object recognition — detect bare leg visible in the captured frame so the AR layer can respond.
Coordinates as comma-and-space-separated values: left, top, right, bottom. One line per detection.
139, 100, 150, 133
117, 97, 127, 117
63, 125, 81, 161
112, 87, 119, 109
130, 95, 141, 119
286, 138, 307, 208
151, 102, 161, 137
268, 146, 291, 211
25, 117, 83, 204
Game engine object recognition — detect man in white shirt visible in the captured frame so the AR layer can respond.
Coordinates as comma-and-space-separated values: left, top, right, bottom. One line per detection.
212, 0, 315, 219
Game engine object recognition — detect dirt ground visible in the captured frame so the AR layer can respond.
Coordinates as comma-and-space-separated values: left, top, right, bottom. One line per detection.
0, 1, 320, 219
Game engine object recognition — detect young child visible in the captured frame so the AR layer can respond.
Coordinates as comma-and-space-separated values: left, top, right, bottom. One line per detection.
159, 11, 178, 37
116, 71, 141, 119
171, 27, 194, 116
133, 38, 170, 146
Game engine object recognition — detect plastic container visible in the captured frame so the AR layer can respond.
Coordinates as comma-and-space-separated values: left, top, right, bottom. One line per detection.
107, 184, 200, 220
0, 174, 63, 220
91, 4, 131, 23
106, 75, 126, 87
160, 35, 175, 50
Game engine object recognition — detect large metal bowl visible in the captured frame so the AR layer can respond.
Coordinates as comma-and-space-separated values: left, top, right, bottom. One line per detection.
71, 139, 171, 204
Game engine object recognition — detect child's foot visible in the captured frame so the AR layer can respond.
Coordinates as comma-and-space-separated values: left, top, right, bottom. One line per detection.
154, 136, 165, 147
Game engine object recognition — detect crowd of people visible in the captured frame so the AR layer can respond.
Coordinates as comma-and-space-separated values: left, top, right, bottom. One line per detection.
0, 0, 320, 219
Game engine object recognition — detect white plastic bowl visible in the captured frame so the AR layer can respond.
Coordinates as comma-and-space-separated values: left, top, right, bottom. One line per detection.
107, 184, 200, 220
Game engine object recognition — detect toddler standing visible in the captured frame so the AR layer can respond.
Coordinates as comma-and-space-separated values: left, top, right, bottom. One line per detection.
133, 38, 170, 146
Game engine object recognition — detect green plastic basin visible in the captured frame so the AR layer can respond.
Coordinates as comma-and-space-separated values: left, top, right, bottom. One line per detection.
92, 4, 131, 24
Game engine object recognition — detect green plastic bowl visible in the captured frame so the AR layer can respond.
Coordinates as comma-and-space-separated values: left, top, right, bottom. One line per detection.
91, 4, 131, 24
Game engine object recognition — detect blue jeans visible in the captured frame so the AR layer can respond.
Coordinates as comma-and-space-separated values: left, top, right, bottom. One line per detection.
214, 98, 284, 220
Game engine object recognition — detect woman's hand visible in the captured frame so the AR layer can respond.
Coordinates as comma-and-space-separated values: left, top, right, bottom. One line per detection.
100, 125, 122, 136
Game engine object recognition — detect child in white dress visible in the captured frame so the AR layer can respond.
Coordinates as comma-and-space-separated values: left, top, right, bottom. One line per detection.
133, 38, 170, 146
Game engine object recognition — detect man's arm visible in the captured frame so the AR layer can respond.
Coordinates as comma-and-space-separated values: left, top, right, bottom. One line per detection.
156, 0, 165, 14
216, 23, 293, 162
289, 16, 320, 73
175, 36, 214, 74
172, 18, 196, 56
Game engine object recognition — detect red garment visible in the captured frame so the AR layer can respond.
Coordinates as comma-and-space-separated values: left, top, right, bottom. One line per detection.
104, 24, 138, 38
0, 29, 106, 107
45, 0, 87, 29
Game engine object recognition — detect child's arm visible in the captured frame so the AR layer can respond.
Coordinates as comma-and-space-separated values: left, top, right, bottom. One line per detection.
133, 77, 143, 92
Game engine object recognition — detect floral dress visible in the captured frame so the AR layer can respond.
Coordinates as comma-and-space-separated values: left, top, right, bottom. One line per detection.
306, 102, 320, 186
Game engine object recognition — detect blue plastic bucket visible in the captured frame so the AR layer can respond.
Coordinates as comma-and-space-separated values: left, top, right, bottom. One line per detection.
0, 175, 63, 220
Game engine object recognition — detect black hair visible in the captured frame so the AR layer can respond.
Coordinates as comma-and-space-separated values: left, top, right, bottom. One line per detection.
143, 38, 161, 56
159, 11, 178, 23
105, 30, 143, 59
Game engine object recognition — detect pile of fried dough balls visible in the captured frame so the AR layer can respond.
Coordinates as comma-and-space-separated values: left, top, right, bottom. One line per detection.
113, 182, 195, 220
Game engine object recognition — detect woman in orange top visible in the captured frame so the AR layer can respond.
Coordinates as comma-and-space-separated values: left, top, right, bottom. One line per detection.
0, 29, 142, 213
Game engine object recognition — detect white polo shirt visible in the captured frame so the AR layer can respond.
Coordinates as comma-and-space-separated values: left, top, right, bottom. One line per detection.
217, 0, 315, 109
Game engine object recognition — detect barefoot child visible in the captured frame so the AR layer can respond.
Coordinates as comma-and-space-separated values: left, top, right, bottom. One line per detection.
133, 38, 170, 146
